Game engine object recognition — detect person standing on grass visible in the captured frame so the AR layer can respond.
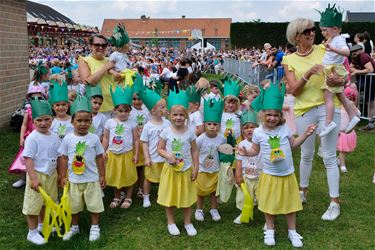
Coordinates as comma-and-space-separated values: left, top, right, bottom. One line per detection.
22, 98, 60, 245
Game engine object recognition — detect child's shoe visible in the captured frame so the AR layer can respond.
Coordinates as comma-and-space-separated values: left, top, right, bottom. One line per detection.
345, 116, 360, 133
184, 223, 197, 236
12, 178, 26, 188
340, 165, 348, 173
143, 195, 151, 208
194, 209, 204, 221
167, 224, 180, 236
299, 191, 307, 204
209, 209, 221, 221
27, 229, 45, 245
89, 225, 100, 242
37, 223, 43, 233
321, 201, 340, 221
319, 121, 337, 137
63, 225, 79, 241
264, 229, 275, 246
288, 230, 303, 248
233, 214, 242, 224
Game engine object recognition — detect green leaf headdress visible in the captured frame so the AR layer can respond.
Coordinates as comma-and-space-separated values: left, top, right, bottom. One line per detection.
317, 4, 343, 28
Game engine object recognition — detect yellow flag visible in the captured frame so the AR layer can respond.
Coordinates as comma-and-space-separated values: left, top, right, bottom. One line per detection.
120, 69, 137, 87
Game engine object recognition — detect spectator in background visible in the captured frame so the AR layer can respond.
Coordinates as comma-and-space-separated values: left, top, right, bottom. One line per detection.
363, 31, 374, 56
354, 33, 365, 51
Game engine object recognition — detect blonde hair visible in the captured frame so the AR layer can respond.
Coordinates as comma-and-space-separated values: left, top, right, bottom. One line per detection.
224, 95, 240, 112
258, 110, 286, 126
242, 84, 260, 97
151, 98, 166, 115
169, 105, 189, 125
286, 18, 314, 46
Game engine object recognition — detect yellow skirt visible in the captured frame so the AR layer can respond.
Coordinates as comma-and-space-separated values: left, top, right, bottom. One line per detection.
157, 163, 197, 208
145, 162, 164, 183
257, 173, 302, 215
106, 150, 137, 189
136, 144, 145, 167
196, 172, 218, 197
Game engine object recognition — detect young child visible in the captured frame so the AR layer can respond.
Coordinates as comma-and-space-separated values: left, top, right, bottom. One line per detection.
29, 62, 50, 98
58, 95, 106, 242
139, 87, 170, 208
238, 83, 317, 248
49, 79, 74, 140
187, 85, 204, 136
86, 85, 106, 141
337, 86, 360, 173
102, 86, 139, 209
318, 4, 360, 137
195, 98, 226, 222
22, 97, 60, 245
221, 79, 241, 141
234, 110, 262, 224
50, 58, 63, 75
129, 91, 150, 198
68, 70, 85, 95
240, 84, 260, 112
157, 89, 199, 236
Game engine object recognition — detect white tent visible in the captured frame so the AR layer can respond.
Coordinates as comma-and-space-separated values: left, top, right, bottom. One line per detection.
190, 41, 216, 51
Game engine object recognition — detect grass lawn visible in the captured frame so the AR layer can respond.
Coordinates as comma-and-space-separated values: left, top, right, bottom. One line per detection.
0, 125, 374, 249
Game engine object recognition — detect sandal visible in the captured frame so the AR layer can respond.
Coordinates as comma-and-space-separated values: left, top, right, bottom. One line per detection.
121, 198, 132, 209
109, 198, 121, 208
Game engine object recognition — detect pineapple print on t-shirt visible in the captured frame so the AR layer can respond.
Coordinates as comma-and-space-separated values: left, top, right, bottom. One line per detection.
112, 123, 125, 150
171, 138, 184, 171
72, 141, 87, 175
268, 136, 285, 163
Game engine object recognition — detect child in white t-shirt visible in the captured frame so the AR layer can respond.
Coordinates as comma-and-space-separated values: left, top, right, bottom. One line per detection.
86, 86, 106, 141
187, 85, 204, 136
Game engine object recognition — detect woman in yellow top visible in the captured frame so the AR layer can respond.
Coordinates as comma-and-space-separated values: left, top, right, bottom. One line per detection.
282, 18, 345, 222
79, 34, 115, 119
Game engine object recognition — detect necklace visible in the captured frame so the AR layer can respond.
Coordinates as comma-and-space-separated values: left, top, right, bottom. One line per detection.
296, 46, 313, 56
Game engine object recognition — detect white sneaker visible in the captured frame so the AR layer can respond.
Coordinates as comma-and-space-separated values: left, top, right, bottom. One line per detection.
184, 223, 197, 236
321, 201, 340, 221
63, 226, 79, 241
340, 166, 348, 173
209, 209, 221, 221
194, 209, 204, 222
37, 223, 43, 233
27, 230, 45, 245
143, 195, 151, 208
345, 116, 360, 133
319, 121, 337, 137
299, 191, 307, 204
167, 224, 180, 236
12, 179, 26, 188
233, 214, 242, 224
264, 229, 275, 246
288, 230, 303, 248
89, 226, 100, 241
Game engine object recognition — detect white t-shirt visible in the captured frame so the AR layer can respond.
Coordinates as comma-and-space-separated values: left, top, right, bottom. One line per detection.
322, 35, 347, 65
196, 133, 226, 173
58, 133, 105, 183
109, 51, 131, 72
140, 118, 171, 163
236, 139, 262, 179
221, 112, 241, 139
252, 124, 294, 176
90, 112, 106, 138
161, 67, 173, 79
159, 127, 196, 172
23, 130, 60, 176
104, 118, 136, 154
68, 84, 86, 95
50, 118, 74, 139
189, 110, 203, 133
129, 106, 150, 128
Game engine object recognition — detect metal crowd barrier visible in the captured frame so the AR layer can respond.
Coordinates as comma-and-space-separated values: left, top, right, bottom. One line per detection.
356, 73, 375, 120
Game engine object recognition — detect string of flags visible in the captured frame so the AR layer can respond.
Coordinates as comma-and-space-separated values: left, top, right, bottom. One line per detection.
129, 29, 192, 36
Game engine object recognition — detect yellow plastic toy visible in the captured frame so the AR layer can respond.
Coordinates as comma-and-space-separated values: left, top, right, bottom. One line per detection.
120, 69, 137, 87
240, 181, 254, 223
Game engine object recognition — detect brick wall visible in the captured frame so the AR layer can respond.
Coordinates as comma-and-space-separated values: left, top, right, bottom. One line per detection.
0, 0, 29, 128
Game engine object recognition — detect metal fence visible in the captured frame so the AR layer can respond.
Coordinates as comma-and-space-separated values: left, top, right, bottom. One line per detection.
356, 73, 375, 120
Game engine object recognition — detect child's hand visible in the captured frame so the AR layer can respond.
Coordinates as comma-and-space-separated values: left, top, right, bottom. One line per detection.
99, 176, 106, 189
20, 138, 25, 147
103, 152, 108, 162
237, 146, 248, 156
305, 123, 317, 137
133, 155, 139, 164
235, 175, 243, 186
144, 158, 152, 167
59, 177, 67, 188
191, 168, 198, 181
166, 153, 177, 165
30, 177, 40, 191
325, 42, 332, 51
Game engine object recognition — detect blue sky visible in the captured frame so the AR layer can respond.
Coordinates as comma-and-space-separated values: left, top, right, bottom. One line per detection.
32, 0, 374, 28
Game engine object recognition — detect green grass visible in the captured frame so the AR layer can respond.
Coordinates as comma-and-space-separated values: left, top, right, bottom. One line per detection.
0, 127, 374, 250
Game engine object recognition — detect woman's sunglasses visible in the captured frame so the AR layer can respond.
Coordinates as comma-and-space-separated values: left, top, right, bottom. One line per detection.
301, 27, 316, 36
92, 43, 108, 49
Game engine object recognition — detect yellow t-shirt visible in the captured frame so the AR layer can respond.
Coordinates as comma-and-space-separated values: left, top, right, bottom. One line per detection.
282, 45, 340, 117
82, 56, 115, 112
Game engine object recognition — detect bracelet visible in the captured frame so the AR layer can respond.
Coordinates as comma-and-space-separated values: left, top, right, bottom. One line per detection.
302, 74, 309, 82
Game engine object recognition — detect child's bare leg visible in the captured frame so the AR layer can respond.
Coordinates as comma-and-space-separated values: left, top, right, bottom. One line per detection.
338, 152, 346, 167
324, 90, 335, 125
90, 213, 99, 225
165, 207, 175, 224
143, 179, 151, 195
265, 213, 275, 229
137, 166, 144, 191
114, 188, 121, 199
71, 213, 80, 225
337, 93, 356, 120
196, 196, 204, 210
27, 215, 38, 229
285, 212, 296, 230
183, 207, 192, 224
210, 193, 218, 209
125, 186, 134, 199
38, 206, 45, 224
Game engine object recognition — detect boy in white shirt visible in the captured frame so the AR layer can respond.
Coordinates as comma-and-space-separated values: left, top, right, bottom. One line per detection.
86, 85, 106, 141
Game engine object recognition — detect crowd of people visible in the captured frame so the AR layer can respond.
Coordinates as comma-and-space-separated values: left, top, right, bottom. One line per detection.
7, 4, 375, 248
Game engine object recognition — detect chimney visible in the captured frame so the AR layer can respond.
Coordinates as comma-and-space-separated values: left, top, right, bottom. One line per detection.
182, 15, 186, 19
141, 15, 147, 21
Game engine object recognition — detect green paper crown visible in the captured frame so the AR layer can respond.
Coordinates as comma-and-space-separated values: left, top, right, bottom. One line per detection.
223, 78, 240, 98
132, 73, 144, 94
71, 95, 92, 115
108, 24, 130, 48
318, 4, 343, 27
203, 98, 224, 123
85, 84, 102, 99
167, 89, 189, 110
110, 85, 133, 107
240, 110, 258, 126
254, 82, 286, 111
30, 97, 53, 119
186, 85, 202, 103
49, 79, 69, 104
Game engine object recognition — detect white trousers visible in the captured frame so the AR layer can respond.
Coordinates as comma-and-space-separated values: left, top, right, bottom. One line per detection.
295, 104, 340, 198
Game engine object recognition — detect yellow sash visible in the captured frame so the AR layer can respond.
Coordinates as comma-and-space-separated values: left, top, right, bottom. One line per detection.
240, 181, 254, 223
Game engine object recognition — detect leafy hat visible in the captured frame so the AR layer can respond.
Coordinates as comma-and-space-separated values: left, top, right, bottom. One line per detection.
85, 84, 102, 99
110, 85, 133, 107
70, 95, 92, 115
240, 110, 258, 126
223, 78, 241, 98
134, 74, 162, 111
252, 82, 286, 111
318, 4, 343, 28
30, 96, 53, 119
107, 23, 130, 48
33, 61, 48, 82
49, 79, 69, 104
167, 89, 189, 110
203, 98, 224, 123
186, 85, 203, 104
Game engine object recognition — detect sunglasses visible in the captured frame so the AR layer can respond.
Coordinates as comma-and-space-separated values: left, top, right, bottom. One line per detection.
92, 43, 108, 49
301, 27, 316, 36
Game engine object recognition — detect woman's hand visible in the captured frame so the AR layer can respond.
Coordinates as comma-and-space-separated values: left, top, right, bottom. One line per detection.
306, 64, 324, 79
326, 67, 345, 87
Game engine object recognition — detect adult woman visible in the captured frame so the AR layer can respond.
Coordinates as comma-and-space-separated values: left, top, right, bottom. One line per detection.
78, 34, 115, 118
282, 18, 344, 221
